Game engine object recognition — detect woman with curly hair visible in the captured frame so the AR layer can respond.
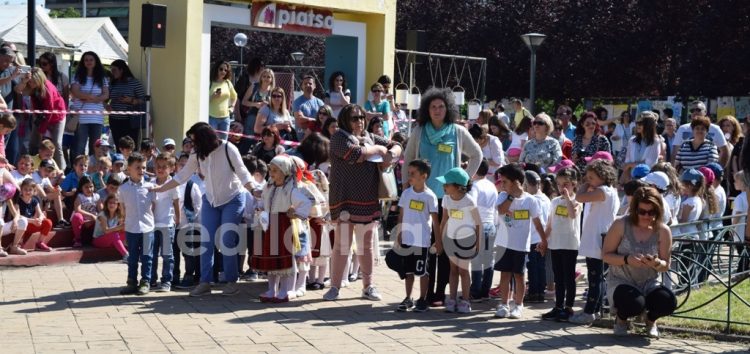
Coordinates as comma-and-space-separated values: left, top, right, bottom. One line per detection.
71, 51, 109, 157
570, 159, 620, 325
401, 87, 482, 306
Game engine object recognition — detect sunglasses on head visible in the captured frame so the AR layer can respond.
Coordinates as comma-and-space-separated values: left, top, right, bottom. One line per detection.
637, 208, 658, 216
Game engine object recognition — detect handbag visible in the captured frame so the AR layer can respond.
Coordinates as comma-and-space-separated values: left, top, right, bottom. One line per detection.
378, 165, 398, 201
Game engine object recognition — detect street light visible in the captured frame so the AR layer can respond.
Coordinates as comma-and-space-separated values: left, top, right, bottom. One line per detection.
290, 52, 305, 99
233, 32, 248, 81
290, 51, 305, 63
520, 32, 546, 115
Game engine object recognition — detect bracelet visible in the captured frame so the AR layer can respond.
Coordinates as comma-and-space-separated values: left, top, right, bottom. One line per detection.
624, 255, 629, 265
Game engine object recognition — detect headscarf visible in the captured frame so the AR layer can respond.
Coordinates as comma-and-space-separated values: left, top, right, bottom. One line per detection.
270, 154, 294, 177
289, 155, 314, 183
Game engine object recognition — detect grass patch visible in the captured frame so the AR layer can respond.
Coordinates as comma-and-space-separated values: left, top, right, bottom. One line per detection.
662, 276, 750, 335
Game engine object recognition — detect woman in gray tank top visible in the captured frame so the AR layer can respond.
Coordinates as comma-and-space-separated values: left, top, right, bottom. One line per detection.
603, 186, 676, 338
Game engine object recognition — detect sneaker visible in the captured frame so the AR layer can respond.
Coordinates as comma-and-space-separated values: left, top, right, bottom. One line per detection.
0, 249, 7, 257
189, 282, 212, 297
341, 280, 350, 288
361, 286, 382, 301
35, 242, 52, 252
456, 299, 471, 314
645, 322, 659, 338
8, 246, 27, 255
613, 320, 629, 336
295, 289, 306, 298
494, 304, 510, 318
323, 287, 340, 301
469, 296, 484, 303
348, 273, 358, 282
310, 282, 324, 290
221, 283, 240, 296
175, 279, 195, 290
569, 312, 596, 325
444, 298, 457, 313
489, 286, 502, 298
542, 307, 562, 321
557, 308, 574, 322
509, 305, 523, 319
120, 281, 138, 295
156, 282, 171, 292
121, 254, 129, 263
136, 280, 150, 295
413, 299, 429, 312
396, 298, 414, 312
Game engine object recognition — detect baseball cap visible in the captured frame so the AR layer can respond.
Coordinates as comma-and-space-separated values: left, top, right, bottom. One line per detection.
681, 168, 704, 186
112, 153, 125, 164
182, 137, 192, 145
95, 138, 111, 147
584, 151, 613, 164
163, 138, 176, 147
697, 166, 715, 186
631, 164, 651, 179
39, 159, 55, 170
643, 171, 669, 192
547, 159, 574, 173
436, 167, 470, 186
0, 47, 14, 58
705, 162, 724, 180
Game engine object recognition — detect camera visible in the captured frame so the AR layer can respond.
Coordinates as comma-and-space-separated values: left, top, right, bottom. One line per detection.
18, 65, 31, 74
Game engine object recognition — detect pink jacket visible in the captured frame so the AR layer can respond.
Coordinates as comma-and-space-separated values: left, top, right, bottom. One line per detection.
32, 80, 67, 134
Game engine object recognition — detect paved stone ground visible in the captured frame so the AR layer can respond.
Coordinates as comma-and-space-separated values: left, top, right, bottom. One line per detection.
1, 261, 748, 354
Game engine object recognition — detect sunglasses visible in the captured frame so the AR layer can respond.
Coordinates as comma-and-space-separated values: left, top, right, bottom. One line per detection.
690, 108, 703, 113
352, 115, 366, 120
271, 94, 283, 98
372, 90, 382, 93
637, 208, 658, 216
533, 121, 546, 126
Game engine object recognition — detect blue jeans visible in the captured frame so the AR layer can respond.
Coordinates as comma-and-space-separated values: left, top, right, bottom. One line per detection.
527, 244, 546, 295
584, 257, 604, 314
4, 128, 19, 165
200, 192, 245, 284
209, 116, 230, 140
151, 226, 175, 285
126, 231, 155, 282
75, 123, 103, 156
470, 223, 496, 298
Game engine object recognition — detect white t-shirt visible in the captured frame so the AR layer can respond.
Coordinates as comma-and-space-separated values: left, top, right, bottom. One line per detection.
530, 191, 551, 244
508, 132, 527, 150
709, 185, 727, 230
494, 191, 541, 252
398, 187, 439, 247
442, 193, 478, 240
11, 170, 30, 184
547, 196, 581, 250
732, 192, 747, 242
665, 193, 681, 226
482, 135, 505, 176
673, 123, 727, 149
625, 136, 662, 166
612, 122, 635, 152
679, 195, 703, 238
580, 185, 619, 259
469, 179, 498, 224
31, 171, 52, 189
153, 177, 180, 227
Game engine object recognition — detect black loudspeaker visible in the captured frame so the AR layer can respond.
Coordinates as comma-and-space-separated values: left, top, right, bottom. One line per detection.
141, 4, 167, 48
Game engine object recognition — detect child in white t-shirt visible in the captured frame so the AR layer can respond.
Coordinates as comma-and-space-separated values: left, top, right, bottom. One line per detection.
468, 159, 498, 301
678, 169, 705, 239
493, 164, 545, 320
542, 167, 582, 321
524, 170, 551, 304
395, 160, 439, 313
437, 167, 480, 314
732, 171, 748, 273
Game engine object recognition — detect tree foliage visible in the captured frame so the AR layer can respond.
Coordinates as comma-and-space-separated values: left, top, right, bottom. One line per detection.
48, 7, 81, 19
210, 26, 325, 69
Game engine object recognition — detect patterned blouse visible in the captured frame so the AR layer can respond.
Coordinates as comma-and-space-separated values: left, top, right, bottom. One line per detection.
519, 136, 563, 169
571, 134, 611, 170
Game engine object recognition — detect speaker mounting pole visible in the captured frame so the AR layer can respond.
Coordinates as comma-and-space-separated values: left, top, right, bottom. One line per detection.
145, 46, 152, 142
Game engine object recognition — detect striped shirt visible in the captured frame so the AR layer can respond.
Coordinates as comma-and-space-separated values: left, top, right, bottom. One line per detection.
676, 140, 719, 170
109, 77, 145, 119
71, 76, 109, 125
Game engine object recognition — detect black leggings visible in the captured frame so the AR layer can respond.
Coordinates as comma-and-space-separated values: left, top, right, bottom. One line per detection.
613, 284, 677, 321
551, 249, 578, 308
427, 199, 449, 301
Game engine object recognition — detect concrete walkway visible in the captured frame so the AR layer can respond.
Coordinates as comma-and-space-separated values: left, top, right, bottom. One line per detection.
0, 262, 747, 353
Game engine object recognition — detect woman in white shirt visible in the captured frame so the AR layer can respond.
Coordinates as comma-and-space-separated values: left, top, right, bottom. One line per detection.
469, 124, 504, 181
611, 111, 634, 159
623, 111, 662, 181
324, 71, 351, 118
155, 122, 255, 297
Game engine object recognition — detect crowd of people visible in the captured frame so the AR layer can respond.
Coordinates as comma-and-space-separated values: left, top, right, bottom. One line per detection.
2, 48, 750, 339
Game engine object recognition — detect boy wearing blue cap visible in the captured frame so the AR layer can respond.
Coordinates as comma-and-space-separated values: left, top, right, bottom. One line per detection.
395, 159, 439, 313
436, 167, 481, 314
705, 162, 726, 231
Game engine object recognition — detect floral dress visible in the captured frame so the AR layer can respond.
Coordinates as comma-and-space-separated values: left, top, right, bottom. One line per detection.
571, 134, 611, 170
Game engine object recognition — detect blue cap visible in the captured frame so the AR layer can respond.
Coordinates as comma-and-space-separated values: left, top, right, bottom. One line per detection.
705, 162, 724, 179
681, 168, 704, 186
436, 167, 470, 186
112, 153, 125, 164
631, 164, 651, 179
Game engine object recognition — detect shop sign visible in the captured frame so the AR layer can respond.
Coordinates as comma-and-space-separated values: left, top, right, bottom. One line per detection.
251, 1, 334, 36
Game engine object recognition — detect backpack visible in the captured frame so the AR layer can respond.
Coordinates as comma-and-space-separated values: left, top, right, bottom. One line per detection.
183, 179, 197, 223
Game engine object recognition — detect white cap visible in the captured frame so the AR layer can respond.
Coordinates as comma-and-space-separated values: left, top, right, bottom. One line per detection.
162, 138, 176, 147
642, 171, 669, 191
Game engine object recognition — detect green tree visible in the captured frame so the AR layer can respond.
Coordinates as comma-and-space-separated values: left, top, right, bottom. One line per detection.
49, 7, 81, 19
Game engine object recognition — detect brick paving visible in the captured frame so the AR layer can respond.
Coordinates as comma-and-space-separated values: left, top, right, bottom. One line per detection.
1, 261, 748, 353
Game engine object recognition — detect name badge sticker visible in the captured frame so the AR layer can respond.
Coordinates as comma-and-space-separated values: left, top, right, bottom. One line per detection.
513, 210, 530, 220
437, 143, 453, 154
409, 200, 425, 211
450, 209, 464, 220
555, 205, 569, 217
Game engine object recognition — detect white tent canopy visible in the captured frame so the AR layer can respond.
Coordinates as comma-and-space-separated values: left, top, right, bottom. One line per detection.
53, 17, 128, 63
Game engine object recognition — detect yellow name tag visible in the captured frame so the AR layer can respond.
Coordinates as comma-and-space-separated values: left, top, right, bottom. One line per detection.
409, 200, 425, 211
437, 143, 453, 154
555, 205, 569, 217
513, 210, 530, 220
450, 209, 464, 219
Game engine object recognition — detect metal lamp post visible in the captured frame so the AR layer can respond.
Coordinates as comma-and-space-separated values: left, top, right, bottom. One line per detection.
520, 33, 546, 115
290, 51, 305, 97
233, 33, 248, 83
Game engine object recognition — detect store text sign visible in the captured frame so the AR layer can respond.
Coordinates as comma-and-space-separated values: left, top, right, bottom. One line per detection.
251, 2, 334, 36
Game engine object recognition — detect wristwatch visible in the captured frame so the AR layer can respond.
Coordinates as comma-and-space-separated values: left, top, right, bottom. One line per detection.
506, 195, 515, 202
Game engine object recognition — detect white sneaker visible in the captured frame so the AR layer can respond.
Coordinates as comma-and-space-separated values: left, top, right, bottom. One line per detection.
613, 320, 629, 336
646, 323, 659, 338
569, 312, 596, 325
296, 289, 306, 298
509, 305, 523, 319
456, 299, 471, 314
323, 287, 340, 301
341, 280, 350, 288
361, 286, 382, 301
444, 298, 457, 313
494, 304, 510, 318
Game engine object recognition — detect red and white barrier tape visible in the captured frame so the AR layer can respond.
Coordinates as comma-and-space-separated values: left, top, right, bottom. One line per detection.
0, 108, 147, 115
218, 130, 301, 147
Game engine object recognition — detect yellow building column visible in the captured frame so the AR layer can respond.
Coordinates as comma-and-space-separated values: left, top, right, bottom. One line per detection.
128, 0, 204, 146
